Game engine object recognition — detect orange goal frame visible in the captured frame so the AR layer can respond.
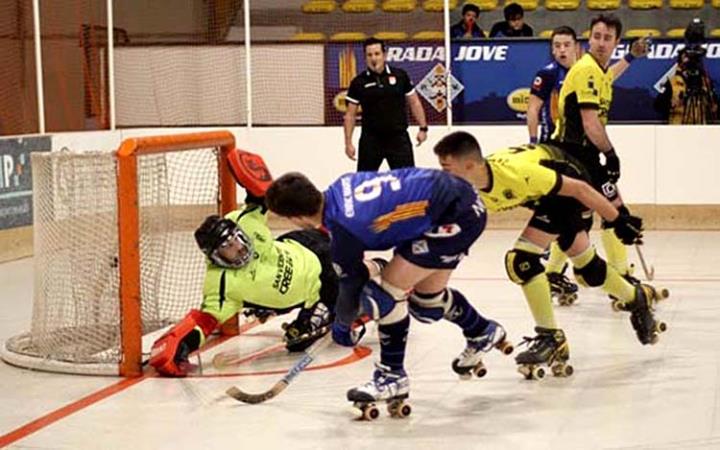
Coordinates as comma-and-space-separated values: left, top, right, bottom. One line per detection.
116, 131, 237, 376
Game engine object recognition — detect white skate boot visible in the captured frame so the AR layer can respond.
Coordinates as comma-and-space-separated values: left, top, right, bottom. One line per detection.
347, 362, 411, 420
451, 320, 514, 380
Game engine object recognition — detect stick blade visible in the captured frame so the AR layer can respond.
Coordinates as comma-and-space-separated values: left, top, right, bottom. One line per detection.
226, 382, 286, 404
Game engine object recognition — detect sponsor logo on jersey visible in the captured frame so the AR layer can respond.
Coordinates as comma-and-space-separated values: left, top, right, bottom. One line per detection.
506, 88, 530, 113
272, 249, 294, 294
532, 76, 543, 89
412, 239, 429, 255
389, 76, 396, 85
341, 176, 355, 218
440, 253, 465, 264
424, 223, 462, 238
601, 181, 617, 198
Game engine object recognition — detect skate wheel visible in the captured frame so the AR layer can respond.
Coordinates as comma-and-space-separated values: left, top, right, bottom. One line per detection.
659, 288, 670, 300
532, 366, 545, 380
496, 340, 514, 355
656, 321, 667, 333
611, 299, 625, 312
552, 363, 574, 377
473, 365, 488, 378
388, 401, 412, 418
360, 404, 380, 421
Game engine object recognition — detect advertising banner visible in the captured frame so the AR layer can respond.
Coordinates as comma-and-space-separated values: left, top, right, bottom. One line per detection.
325, 39, 720, 124
0, 136, 51, 230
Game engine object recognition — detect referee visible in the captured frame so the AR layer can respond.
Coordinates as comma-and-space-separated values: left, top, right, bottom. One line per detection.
344, 38, 428, 171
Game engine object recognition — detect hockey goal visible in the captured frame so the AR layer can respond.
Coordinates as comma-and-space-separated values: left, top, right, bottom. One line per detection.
1, 131, 237, 376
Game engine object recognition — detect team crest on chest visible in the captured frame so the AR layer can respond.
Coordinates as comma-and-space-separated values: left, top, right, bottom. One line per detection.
389, 75, 397, 85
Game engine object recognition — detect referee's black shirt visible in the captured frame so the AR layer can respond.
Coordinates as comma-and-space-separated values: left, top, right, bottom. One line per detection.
345, 65, 415, 133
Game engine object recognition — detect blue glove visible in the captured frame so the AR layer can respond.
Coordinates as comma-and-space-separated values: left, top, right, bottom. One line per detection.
331, 320, 366, 347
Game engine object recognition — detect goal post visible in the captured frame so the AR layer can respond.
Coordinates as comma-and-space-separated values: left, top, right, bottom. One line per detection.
1, 131, 238, 377
116, 131, 237, 376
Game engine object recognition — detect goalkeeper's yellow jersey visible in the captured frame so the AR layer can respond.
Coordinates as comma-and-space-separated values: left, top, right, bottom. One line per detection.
479, 144, 563, 212
552, 53, 614, 148
200, 205, 323, 323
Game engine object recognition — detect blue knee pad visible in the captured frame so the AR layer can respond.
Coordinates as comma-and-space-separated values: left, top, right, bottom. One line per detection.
409, 290, 448, 324
360, 280, 405, 322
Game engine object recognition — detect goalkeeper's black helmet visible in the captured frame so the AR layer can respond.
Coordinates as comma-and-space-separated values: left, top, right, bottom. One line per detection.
195, 215, 253, 269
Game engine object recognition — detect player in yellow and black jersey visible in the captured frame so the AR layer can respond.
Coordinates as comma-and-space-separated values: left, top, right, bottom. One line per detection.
434, 131, 666, 378
551, 14, 647, 290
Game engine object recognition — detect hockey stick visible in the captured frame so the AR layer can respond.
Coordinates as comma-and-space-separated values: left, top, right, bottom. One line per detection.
226, 333, 333, 404
634, 244, 655, 281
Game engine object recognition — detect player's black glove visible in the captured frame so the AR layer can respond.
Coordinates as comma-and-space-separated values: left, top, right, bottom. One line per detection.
609, 212, 643, 245
284, 303, 332, 352
604, 149, 621, 183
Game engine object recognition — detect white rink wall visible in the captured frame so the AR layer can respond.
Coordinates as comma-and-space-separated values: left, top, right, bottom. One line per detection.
50, 124, 720, 205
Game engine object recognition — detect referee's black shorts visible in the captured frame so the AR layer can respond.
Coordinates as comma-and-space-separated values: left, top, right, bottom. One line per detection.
357, 130, 414, 172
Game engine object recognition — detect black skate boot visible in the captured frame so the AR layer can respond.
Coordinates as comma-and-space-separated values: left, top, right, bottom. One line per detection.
547, 272, 579, 306
515, 327, 573, 380
622, 284, 667, 345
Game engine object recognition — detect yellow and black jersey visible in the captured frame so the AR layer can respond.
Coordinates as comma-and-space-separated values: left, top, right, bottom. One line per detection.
552, 53, 614, 148
479, 144, 565, 212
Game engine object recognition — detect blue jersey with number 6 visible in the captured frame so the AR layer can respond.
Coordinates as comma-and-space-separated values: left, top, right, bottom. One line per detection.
323, 168, 478, 251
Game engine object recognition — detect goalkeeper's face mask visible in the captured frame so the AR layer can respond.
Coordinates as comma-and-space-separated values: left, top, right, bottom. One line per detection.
212, 228, 254, 269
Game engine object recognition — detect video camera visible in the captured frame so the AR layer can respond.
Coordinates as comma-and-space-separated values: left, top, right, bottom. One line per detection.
680, 18, 707, 92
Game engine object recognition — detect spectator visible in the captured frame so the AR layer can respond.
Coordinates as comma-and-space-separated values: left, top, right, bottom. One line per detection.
490, 3, 533, 38
450, 4, 486, 39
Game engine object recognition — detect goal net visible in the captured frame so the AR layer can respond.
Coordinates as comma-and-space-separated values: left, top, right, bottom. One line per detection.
1, 131, 237, 376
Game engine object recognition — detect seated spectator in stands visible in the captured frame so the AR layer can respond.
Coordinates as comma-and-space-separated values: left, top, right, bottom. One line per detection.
450, 4, 486, 39
490, 3, 533, 38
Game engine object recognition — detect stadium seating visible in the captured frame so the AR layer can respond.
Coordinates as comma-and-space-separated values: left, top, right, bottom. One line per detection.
301, 0, 337, 13
330, 31, 368, 40
628, 0, 662, 9
374, 31, 410, 40
508, 0, 539, 11
381, 0, 417, 12
545, 0, 580, 10
423, 0, 459, 11
467, 0, 499, 10
669, 0, 703, 7
665, 28, 686, 38
538, 29, 554, 38
341, 0, 376, 12
625, 28, 662, 38
586, 0, 621, 9
291, 32, 327, 40
412, 30, 445, 39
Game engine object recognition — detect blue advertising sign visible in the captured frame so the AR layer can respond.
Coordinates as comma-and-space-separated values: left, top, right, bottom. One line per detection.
0, 136, 51, 229
324, 39, 720, 124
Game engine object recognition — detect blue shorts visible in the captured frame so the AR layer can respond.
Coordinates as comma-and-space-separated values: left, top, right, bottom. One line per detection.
396, 201, 487, 270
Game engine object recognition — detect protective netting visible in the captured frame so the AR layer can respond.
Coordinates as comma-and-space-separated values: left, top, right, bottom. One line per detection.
1, 147, 219, 375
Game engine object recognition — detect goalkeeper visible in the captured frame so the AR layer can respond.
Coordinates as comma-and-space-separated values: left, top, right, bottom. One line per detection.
150, 158, 382, 377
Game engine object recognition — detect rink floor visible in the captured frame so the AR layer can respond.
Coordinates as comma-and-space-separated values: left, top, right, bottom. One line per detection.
1, 230, 718, 450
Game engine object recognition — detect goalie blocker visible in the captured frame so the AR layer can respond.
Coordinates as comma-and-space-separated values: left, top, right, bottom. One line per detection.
227, 149, 273, 198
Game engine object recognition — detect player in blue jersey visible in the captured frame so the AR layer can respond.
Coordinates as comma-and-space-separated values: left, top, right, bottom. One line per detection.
265, 168, 513, 419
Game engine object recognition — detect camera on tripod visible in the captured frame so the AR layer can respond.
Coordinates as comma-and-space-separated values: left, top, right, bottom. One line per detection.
680, 18, 706, 91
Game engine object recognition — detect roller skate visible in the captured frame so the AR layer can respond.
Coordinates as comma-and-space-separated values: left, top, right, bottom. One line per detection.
347, 362, 411, 421
613, 284, 667, 345
451, 320, 514, 380
548, 271, 579, 306
611, 281, 670, 312
515, 327, 573, 380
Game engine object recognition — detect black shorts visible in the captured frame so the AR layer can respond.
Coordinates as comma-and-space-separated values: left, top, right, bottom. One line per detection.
528, 197, 593, 250
548, 140, 619, 202
396, 198, 487, 270
277, 229, 339, 311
